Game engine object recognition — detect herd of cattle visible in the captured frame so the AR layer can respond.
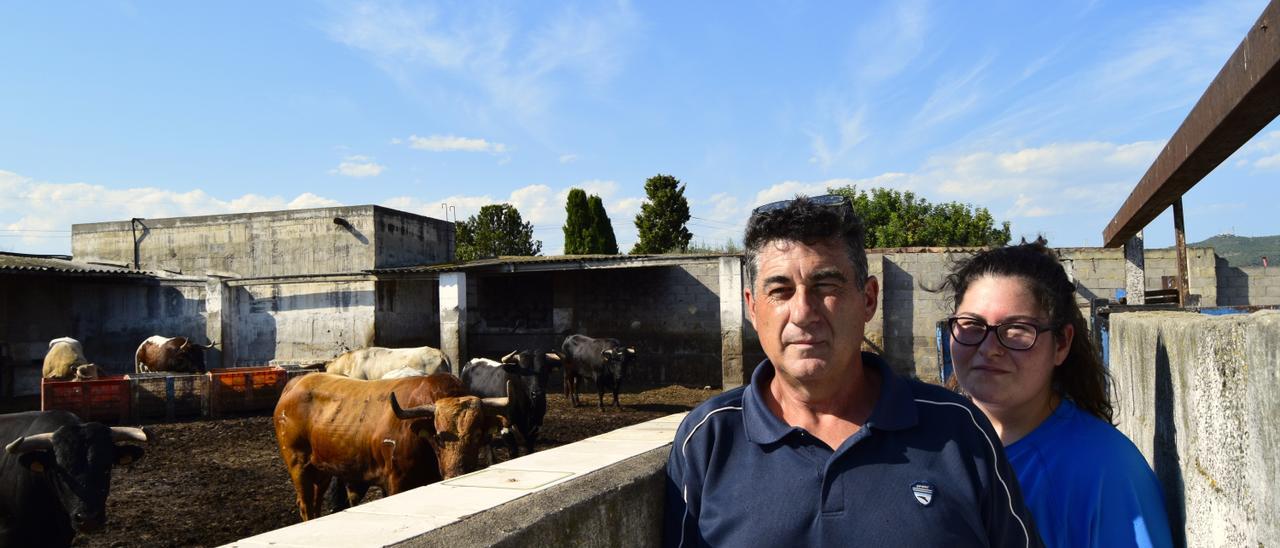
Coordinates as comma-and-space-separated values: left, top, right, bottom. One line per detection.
2, 333, 639, 546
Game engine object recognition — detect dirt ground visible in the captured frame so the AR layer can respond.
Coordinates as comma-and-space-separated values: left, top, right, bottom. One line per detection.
74, 384, 715, 548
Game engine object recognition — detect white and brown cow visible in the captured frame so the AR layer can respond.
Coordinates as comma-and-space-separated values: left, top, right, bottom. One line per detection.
135, 336, 212, 374
324, 346, 451, 380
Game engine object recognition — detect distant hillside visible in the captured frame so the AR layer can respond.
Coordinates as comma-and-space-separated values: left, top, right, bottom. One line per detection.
1187, 234, 1280, 267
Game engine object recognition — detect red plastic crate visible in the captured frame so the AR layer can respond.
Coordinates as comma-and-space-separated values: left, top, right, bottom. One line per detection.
41, 375, 132, 424
207, 366, 287, 416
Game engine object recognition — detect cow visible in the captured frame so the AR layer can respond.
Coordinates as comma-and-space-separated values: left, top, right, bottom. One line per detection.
42, 337, 89, 381
323, 346, 451, 380
135, 336, 212, 374
561, 335, 636, 410
0, 410, 146, 548
273, 372, 508, 521
461, 350, 562, 458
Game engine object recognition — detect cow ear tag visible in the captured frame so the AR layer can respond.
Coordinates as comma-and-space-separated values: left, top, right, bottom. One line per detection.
911, 481, 935, 506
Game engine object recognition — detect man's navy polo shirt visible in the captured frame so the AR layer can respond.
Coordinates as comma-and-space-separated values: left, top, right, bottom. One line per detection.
664, 353, 1042, 547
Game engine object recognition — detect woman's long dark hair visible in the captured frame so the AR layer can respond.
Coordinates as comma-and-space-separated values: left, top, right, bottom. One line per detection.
938, 237, 1113, 423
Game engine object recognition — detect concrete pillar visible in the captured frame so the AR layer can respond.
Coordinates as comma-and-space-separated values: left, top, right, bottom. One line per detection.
719, 257, 745, 390
1124, 231, 1146, 305
205, 279, 236, 368
439, 272, 467, 368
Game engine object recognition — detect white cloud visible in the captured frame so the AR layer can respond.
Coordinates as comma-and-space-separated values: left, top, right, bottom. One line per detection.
330, 155, 385, 178
1236, 130, 1280, 170
0, 170, 347, 254
405, 134, 507, 153
323, 3, 640, 122
558, 153, 578, 164
1256, 153, 1280, 170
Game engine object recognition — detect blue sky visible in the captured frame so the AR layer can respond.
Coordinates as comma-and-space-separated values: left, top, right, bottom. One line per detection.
2, 0, 1277, 256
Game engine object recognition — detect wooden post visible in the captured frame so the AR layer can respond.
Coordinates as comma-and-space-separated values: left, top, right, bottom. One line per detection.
1173, 198, 1191, 306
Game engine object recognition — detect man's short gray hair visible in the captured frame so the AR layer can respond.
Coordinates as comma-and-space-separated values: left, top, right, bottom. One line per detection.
742, 195, 869, 291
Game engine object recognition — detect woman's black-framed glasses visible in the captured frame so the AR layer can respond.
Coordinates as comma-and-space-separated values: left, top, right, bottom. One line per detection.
751, 194, 851, 215
946, 316, 1059, 351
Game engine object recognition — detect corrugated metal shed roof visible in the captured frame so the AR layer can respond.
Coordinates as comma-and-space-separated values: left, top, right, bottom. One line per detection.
0, 252, 154, 277
369, 253, 736, 274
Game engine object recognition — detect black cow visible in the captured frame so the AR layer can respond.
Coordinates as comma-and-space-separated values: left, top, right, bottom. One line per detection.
561, 335, 636, 410
0, 411, 147, 548
461, 350, 561, 457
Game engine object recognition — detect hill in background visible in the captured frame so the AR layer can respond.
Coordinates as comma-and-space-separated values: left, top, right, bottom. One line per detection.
1186, 234, 1280, 267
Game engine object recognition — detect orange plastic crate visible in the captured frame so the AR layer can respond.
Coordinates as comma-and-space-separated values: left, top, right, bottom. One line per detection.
207, 366, 287, 416
41, 375, 132, 424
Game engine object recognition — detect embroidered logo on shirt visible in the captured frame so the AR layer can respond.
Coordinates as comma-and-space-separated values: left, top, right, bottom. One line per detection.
911, 481, 935, 506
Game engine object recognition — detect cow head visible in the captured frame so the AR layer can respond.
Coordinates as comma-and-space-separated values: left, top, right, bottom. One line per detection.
499, 350, 562, 405
173, 338, 210, 373
389, 386, 509, 479
600, 346, 637, 382
74, 364, 100, 381
5, 424, 146, 534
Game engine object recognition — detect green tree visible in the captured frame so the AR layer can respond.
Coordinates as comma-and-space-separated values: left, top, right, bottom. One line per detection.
586, 195, 619, 254
632, 174, 693, 254
828, 185, 1011, 248
455, 204, 542, 261
562, 188, 591, 254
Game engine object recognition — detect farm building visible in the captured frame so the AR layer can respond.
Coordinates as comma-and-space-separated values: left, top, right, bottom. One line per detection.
4, 202, 1280, 399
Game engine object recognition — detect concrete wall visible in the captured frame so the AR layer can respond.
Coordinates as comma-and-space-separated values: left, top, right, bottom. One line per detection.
1108, 310, 1280, 546
0, 274, 206, 395
226, 277, 375, 366
1216, 260, 1280, 306
71, 206, 453, 278
374, 278, 442, 349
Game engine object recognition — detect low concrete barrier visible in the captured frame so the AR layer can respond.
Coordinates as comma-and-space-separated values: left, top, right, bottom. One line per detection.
226, 413, 684, 548
1109, 309, 1280, 546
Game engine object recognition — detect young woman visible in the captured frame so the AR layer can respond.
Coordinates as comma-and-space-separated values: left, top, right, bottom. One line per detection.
940, 240, 1173, 548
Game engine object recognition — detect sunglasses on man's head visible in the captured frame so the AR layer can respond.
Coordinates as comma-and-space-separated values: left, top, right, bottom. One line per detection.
751, 194, 851, 215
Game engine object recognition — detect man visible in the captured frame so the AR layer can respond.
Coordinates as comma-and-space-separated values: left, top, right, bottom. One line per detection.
664, 195, 1042, 547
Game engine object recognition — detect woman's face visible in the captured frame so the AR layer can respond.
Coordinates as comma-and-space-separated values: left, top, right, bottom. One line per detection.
951, 275, 1072, 414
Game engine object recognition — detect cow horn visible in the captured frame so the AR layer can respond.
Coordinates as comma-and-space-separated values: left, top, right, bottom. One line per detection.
5, 433, 54, 455
602, 349, 614, 358
500, 350, 519, 364
110, 427, 148, 444
626, 347, 636, 355
481, 380, 512, 410
390, 392, 435, 420
545, 352, 562, 361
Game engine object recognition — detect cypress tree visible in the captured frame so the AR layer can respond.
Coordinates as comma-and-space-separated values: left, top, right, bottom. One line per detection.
562, 188, 590, 255
587, 195, 619, 254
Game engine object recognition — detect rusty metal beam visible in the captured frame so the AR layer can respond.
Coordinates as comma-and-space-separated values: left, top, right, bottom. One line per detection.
1103, 1, 1280, 247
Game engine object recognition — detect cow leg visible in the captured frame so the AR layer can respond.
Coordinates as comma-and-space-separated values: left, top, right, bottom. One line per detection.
613, 383, 621, 409
597, 383, 606, 411
287, 466, 325, 521
346, 482, 371, 507
327, 478, 350, 512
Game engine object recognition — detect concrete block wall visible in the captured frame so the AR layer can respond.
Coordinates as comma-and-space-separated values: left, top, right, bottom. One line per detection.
1217, 262, 1280, 306
227, 278, 375, 366
71, 206, 453, 278
1108, 310, 1280, 546
875, 251, 954, 381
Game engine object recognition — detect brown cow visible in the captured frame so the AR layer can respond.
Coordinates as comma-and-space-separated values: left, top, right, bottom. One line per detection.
273, 373, 508, 521
134, 336, 212, 374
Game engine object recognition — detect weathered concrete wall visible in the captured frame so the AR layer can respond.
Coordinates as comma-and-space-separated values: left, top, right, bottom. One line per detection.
374, 278, 441, 349
1109, 310, 1280, 546
0, 274, 206, 395
227, 277, 375, 366
562, 263, 724, 386
1061, 247, 1218, 306
1216, 260, 1280, 306
71, 206, 453, 278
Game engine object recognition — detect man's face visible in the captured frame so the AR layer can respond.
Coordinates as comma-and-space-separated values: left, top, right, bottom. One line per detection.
745, 238, 878, 385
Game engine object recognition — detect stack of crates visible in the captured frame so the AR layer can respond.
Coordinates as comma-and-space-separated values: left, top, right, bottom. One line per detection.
41, 376, 132, 424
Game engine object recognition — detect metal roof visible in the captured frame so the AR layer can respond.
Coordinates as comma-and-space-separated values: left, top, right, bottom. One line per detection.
369, 253, 736, 274
0, 252, 155, 278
